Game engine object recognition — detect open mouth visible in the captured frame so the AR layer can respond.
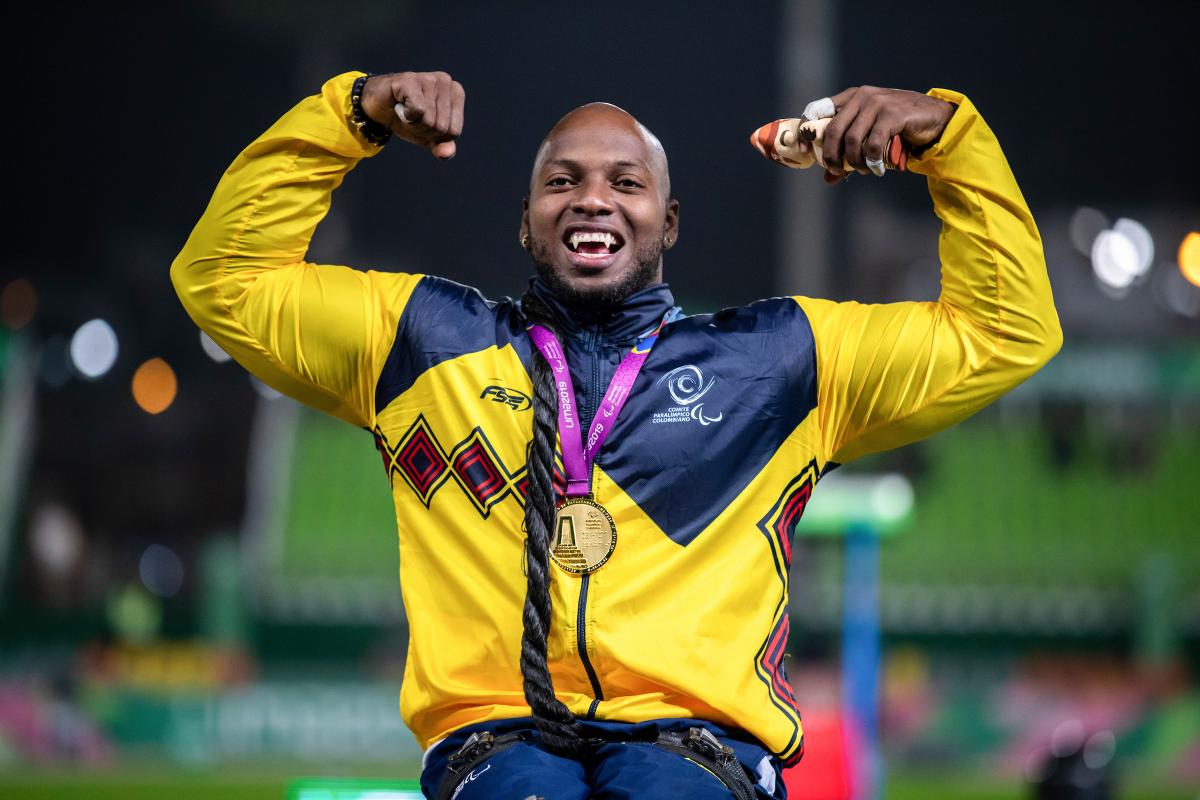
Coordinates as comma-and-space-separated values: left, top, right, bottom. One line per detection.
562, 228, 626, 259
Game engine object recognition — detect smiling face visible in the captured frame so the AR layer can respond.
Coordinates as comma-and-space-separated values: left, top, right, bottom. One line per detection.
521, 103, 679, 316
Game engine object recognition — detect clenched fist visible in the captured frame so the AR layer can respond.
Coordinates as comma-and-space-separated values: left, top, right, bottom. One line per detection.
789, 86, 954, 184
361, 71, 465, 160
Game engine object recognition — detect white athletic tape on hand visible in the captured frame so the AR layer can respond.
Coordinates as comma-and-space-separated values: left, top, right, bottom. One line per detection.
395, 102, 412, 124
802, 97, 836, 122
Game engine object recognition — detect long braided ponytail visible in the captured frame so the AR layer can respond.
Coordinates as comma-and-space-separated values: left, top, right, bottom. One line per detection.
519, 289, 594, 758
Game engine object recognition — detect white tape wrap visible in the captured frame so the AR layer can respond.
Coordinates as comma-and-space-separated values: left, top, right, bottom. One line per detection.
801, 96, 836, 122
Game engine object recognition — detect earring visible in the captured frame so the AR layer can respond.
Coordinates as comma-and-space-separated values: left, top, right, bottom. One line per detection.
520, 234, 529, 249
663, 235, 673, 247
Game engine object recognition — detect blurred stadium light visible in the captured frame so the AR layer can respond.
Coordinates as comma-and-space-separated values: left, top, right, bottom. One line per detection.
1069, 208, 1109, 257
1179, 232, 1200, 287
1090, 218, 1153, 297
0, 279, 36, 331
200, 331, 233, 364
68, 319, 119, 380
139, 543, 185, 598
131, 357, 178, 414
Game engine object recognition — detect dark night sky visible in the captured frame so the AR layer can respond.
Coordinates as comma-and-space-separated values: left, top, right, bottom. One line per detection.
6, 0, 1197, 561
17, 1, 1198, 290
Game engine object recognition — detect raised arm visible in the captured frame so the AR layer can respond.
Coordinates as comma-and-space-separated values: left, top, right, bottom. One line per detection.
170, 69, 463, 428
793, 87, 1063, 465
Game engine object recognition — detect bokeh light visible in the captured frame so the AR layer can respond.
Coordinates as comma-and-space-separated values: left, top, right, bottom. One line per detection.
69, 319, 119, 379
1090, 229, 1140, 294
106, 583, 162, 645
200, 331, 232, 363
38, 335, 72, 388
29, 503, 84, 578
131, 358, 178, 414
871, 474, 914, 522
139, 543, 185, 598
1153, 260, 1200, 318
1068, 207, 1108, 257
1, 278, 37, 330
1180, 231, 1200, 287
250, 375, 283, 401
1112, 217, 1154, 279
1083, 730, 1116, 769
1050, 719, 1085, 757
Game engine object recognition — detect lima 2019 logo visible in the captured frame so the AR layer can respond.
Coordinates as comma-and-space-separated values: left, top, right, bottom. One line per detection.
652, 365, 724, 426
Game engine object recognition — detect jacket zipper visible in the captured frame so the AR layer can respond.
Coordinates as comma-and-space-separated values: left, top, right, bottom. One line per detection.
577, 327, 604, 717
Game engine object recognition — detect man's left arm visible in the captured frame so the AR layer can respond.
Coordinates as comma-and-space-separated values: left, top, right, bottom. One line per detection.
794, 88, 1064, 466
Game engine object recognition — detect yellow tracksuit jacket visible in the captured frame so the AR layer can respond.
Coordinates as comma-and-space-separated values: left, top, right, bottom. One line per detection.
171, 71, 1061, 765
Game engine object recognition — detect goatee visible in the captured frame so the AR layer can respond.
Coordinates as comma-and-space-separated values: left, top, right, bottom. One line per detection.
528, 236, 662, 319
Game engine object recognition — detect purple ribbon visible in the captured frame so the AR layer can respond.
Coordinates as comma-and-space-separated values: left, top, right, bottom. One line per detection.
526, 315, 669, 497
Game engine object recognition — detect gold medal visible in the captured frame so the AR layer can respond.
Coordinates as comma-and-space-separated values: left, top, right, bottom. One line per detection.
550, 497, 617, 575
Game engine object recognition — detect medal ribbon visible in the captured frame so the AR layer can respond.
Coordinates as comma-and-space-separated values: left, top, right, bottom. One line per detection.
526, 313, 670, 498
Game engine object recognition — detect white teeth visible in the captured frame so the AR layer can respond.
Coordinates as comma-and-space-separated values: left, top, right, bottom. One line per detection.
569, 231, 618, 250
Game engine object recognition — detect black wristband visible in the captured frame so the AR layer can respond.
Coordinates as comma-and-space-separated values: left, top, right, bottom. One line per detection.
350, 72, 392, 146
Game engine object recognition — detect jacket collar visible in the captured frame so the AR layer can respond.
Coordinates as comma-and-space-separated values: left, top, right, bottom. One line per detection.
524, 276, 679, 344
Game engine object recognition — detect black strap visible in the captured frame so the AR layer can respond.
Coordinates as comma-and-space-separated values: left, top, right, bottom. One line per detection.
652, 727, 759, 800
434, 726, 759, 800
433, 730, 531, 800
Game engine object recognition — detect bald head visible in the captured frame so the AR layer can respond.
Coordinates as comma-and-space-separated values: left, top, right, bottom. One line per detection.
520, 101, 681, 314
530, 102, 671, 201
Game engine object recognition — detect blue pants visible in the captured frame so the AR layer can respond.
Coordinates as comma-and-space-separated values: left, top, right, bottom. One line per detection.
420, 717, 787, 799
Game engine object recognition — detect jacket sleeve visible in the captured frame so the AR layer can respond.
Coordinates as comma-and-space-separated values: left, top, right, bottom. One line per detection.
170, 70, 424, 429
795, 89, 1063, 466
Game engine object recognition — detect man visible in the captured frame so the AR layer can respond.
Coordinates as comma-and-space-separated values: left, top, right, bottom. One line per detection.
172, 69, 1061, 799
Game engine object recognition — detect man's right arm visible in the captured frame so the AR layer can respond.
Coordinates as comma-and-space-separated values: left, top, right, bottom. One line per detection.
170, 70, 459, 428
